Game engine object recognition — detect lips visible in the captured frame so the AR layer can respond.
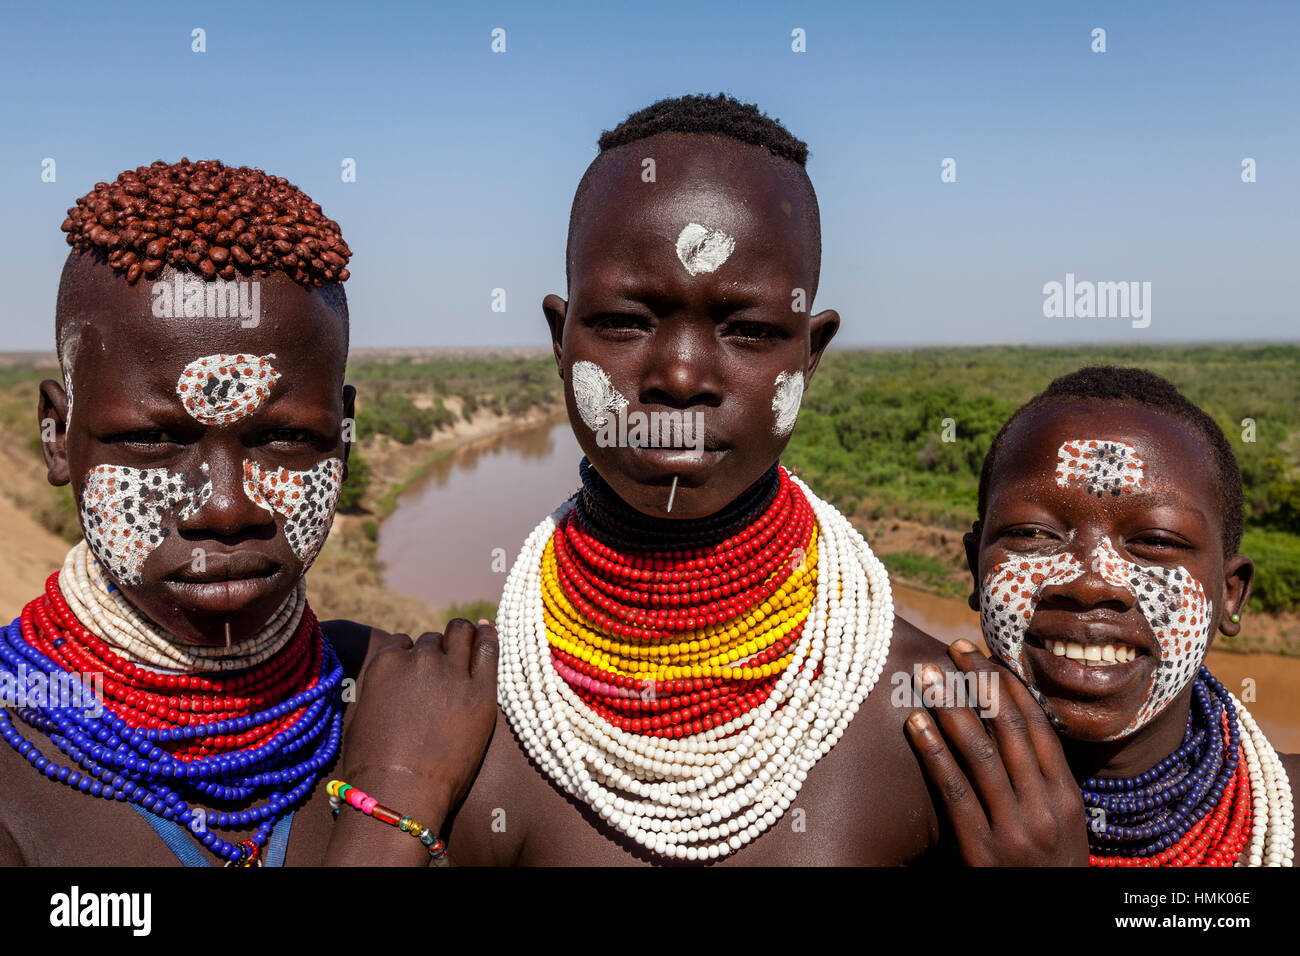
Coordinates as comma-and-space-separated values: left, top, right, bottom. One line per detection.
1023, 618, 1155, 699
623, 445, 729, 482
162, 551, 282, 615
167, 551, 279, 583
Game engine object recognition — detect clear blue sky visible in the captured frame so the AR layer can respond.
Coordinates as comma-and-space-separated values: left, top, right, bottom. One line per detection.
1, 0, 1295, 349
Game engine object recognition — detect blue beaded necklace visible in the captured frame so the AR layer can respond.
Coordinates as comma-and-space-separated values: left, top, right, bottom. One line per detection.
0, 606, 343, 865
1081, 666, 1239, 858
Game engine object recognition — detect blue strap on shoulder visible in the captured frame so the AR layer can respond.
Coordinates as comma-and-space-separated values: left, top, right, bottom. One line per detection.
131, 804, 294, 866
265, 810, 294, 867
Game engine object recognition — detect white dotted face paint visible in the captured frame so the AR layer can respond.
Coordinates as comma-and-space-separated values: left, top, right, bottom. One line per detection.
980, 551, 1084, 708
772, 370, 804, 437
675, 223, 735, 276
80, 464, 213, 585
980, 538, 1212, 739
1091, 536, 1211, 735
571, 360, 628, 431
177, 353, 280, 425
242, 458, 344, 568
1055, 439, 1145, 498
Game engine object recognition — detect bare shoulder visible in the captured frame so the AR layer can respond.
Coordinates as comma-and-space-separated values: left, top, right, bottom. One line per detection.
319, 619, 388, 680
889, 614, 953, 669
0, 738, 36, 864
784, 613, 948, 862
447, 706, 541, 865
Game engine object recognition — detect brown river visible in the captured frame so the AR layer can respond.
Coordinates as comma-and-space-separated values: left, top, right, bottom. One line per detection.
379, 420, 1300, 752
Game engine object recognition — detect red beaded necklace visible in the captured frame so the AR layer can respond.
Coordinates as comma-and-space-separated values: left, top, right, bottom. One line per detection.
1090, 718, 1253, 867
25, 572, 322, 761
546, 465, 819, 738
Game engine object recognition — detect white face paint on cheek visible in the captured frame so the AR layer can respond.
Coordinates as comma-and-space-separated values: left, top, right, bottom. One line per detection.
177, 353, 281, 425
979, 552, 1084, 712
1092, 536, 1212, 737
79, 463, 213, 586
242, 458, 344, 568
570, 360, 629, 432
675, 223, 735, 276
1055, 439, 1145, 498
63, 371, 74, 427
772, 371, 804, 437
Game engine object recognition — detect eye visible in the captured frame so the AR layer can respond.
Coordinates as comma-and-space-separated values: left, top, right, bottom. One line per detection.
258, 428, 320, 447
106, 429, 187, 448
723, 320, 783, 342
1005, 527, 1053, 539
1128, 533, 1189, 551
587, 314, 650, 337
999, 526, 1063, 548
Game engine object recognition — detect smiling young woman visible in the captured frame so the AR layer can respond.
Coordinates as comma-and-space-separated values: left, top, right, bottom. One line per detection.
908, 366, 1296, 867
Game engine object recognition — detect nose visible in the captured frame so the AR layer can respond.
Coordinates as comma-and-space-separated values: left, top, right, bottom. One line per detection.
1036, 535, 1136, 611
175, 447, 274, 539
639, 325, 722, 410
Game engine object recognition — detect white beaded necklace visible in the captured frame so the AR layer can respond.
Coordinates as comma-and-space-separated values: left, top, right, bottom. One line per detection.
58, 539, 305, 673
497, 475, 894, 860
1232, 693, 1295, 866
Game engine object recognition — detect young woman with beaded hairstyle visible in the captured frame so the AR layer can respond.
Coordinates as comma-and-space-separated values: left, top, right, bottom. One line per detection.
0, 159, 498, 866
443, 95, 1091, 865
907, 366, 1296, 866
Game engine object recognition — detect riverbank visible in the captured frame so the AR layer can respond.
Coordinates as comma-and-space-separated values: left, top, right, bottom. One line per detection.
0, 348, 1292, 654
309, 400, 566, 634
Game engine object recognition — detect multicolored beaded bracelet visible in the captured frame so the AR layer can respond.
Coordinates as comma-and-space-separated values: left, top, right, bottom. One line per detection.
326, 779, 448, 866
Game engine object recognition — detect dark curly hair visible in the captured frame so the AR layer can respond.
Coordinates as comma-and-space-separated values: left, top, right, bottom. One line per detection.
597, 93, 810, 166
60, 158, 350, 287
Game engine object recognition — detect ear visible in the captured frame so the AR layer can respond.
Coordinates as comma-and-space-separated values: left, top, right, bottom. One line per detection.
38, 378, 70, 487
963, 522, 982, 613
804, 308, 840, 384
543, 293, 568, 380
1218, 553, 1254, 637
340, 384, 357, 481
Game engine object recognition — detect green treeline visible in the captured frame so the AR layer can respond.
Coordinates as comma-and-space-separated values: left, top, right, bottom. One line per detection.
784, 345, 1300, 615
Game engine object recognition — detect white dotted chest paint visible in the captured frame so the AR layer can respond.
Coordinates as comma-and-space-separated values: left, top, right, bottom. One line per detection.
80, 464, 213, 585
571, 360, 628, 431
243, 458, 344, 567
980, 538, 1212, 739
177, 353, 281, 425
772, 370, 804, 437
675, 223, 735, 276
1056, 439, 1145, 497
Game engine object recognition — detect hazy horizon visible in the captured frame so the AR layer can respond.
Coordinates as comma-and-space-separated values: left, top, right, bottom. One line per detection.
3, 0, 1296, 351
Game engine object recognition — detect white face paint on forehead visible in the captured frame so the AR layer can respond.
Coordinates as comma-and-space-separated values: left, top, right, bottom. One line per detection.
177, 353, 281, 425
571, 360, 628, 432
242, 458, 344, 569
675, 223, 735, 276
980, 537, 1212, 740
1056, 439, 1145, 498
772, 370, 803, 437
80, 463, 213, 585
